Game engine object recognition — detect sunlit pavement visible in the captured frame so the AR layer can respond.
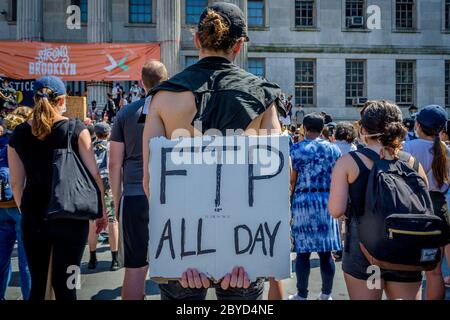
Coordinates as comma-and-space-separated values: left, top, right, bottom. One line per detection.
5, 243, 450, 300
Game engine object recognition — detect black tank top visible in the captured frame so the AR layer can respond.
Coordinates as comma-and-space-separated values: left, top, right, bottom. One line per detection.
347, 149, 416, 216
348, 151, 371, 217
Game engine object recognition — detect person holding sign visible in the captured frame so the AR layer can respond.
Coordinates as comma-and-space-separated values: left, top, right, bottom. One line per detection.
142, 2, 287, 300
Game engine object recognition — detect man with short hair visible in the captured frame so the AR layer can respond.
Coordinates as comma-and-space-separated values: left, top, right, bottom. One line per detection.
109, 60, 168, 300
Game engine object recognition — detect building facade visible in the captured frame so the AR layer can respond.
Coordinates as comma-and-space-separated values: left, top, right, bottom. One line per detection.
0, 0, 449, 119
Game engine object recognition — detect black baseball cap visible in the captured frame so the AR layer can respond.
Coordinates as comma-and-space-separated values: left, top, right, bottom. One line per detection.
199, 2, 249, 42
416, 105, 448, 131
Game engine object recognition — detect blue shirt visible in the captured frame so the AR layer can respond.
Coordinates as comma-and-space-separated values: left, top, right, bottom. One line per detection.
290, 138, 342, 190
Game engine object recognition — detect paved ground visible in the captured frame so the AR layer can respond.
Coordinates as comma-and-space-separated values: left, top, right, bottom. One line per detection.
5, 243, 450, 300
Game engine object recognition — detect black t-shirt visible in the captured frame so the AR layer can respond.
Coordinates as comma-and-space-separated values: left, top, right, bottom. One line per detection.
9, 119, 86, 220
110, 98, 146, 196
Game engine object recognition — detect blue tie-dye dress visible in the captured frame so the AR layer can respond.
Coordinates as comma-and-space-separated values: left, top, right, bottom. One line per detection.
290, 138, 342, 253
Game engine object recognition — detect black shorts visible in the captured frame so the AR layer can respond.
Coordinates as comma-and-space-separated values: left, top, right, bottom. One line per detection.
118, 195, 149, 268
342, 221, 423, 283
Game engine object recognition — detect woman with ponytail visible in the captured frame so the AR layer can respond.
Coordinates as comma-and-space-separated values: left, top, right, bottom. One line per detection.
329, 100, 428, 300
7, 76, 107, 300
403, 105, 450, 300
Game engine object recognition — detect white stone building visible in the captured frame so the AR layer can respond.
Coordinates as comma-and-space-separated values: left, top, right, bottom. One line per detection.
0, 0, 449, 119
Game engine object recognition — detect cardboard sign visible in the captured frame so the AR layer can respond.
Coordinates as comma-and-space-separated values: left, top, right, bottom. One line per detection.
148, 136, 291, 281
65, 96, 87, 120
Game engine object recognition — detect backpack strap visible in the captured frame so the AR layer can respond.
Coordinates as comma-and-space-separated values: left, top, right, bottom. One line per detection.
349, 151, 369, 172
412, 158, 419, 172
67, 119, 75, 153
398, 151, 420, 173
357, 148, 380, 163
398, 151, 410, 163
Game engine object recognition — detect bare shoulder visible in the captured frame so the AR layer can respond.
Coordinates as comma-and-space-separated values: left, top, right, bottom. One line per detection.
336, 153, 355, 168
334, 153, 362, 182
153, 90, 194, 106
152, 90, 196, 116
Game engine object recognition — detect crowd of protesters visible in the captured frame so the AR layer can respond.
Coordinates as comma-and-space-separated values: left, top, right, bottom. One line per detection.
85, 82, 146, 125
0, 2, 449, 301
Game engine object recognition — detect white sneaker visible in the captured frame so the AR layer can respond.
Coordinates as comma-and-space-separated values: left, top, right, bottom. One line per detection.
288, 293, 307, 300
317, 293, 333, 300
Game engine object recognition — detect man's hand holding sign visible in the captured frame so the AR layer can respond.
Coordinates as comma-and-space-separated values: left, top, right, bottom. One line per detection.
179, 266, 250, 290
147, 136, 291, 289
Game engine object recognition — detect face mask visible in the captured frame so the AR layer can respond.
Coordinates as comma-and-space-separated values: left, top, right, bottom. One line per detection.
59, 104, 67, 115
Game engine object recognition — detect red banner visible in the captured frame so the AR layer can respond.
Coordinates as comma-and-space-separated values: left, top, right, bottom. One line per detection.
0, 41, 160, 81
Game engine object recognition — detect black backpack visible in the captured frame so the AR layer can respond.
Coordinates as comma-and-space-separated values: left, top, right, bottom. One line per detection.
357, 148, 448, 271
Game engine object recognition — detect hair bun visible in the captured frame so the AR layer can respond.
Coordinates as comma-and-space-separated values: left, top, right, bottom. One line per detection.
380, 121, 407, 150
198, 10, 234, 51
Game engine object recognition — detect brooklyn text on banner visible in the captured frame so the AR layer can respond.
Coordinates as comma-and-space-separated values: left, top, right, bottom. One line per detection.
0, 41, 160, 81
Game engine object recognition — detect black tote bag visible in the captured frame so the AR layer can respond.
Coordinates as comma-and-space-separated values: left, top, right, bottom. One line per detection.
46, 119, 102, 220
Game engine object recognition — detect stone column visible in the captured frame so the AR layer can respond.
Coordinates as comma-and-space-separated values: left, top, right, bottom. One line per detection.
157, 0, 181, 77
87, 0, 112, 109
16, 0, 43, 41
224, 0, 248, 70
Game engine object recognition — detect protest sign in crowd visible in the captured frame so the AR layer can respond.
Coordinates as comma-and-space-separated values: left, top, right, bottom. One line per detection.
0, 2, 449, 302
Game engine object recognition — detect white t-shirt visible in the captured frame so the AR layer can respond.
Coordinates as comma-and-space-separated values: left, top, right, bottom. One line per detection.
403, 139, 450, 193
334, 140, 357, 155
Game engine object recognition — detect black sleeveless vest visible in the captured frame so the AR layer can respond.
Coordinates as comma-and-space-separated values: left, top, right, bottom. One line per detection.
150, 56, 287, 134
